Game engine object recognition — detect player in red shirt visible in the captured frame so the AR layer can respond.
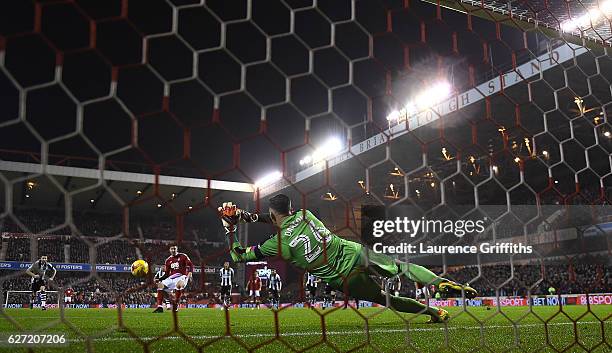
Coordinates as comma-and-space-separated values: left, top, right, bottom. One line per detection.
153, 245, 193, 313
247, 271, 262, 308
64, 287, 74, 305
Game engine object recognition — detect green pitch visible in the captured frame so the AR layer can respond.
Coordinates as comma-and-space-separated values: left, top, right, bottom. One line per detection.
0, 305, 610, 352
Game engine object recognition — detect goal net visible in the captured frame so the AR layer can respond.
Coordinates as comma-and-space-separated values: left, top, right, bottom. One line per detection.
4, 290, 60, 308
0, 0, 610, 352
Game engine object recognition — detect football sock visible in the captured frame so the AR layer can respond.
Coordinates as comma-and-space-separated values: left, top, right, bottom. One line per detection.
156, 290, 164, 307
39, 290, 47, 306
386, 294, 437, 316
347, 270, 438, 316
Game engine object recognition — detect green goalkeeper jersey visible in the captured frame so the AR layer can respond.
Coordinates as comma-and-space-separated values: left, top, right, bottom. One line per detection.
234, 210, 362, 286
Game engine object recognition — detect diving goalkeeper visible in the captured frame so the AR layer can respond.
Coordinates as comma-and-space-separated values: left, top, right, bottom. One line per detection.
219, 194, 477, 322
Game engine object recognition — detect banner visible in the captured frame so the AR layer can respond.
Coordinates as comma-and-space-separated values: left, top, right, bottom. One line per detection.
578, 294, 612, 305
0, 261, 132, 272
0, 261, 217, 274
420, 295, 610, 307
4, 295, 610, 309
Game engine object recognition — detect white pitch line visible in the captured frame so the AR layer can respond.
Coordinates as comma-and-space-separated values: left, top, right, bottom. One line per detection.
68, 321, 610, 343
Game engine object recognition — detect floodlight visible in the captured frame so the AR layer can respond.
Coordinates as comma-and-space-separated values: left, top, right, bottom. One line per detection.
255, 171, 282, 188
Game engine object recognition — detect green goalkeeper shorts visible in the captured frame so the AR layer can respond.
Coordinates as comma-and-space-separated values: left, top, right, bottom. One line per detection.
327, 245, 400, 291
356, 247, 401, 277
340, 247, 443, 293
342, 249, 404, 301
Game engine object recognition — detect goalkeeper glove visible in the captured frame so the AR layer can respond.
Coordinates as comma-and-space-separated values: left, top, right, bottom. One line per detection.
222, 206, 260, 225
238, 209, 259, 223
218, 202, 240, 235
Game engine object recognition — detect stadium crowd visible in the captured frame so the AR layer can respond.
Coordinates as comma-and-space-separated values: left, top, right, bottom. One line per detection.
1, 209, 220, 242
1, 208, 610, 307
438, 256, 611, 297
1, 257, 609, 306
1, 209, 226, 265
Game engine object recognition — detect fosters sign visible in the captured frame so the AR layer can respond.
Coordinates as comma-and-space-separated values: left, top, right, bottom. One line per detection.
0, 261, 217, 274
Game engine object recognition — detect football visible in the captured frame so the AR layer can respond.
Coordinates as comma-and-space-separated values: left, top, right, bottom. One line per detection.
130, 259, 149, 277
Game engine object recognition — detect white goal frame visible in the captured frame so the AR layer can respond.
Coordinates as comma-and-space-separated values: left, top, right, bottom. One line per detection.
4, 290, 61, 307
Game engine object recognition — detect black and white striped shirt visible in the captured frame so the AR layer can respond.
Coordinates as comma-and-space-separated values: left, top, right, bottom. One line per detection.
305, 273, 317, 287
220, 268, 234, 286
154, 268, 165, 281
268, 274, 282, 291
27, 260, 56, 283
386, 277, 401, 291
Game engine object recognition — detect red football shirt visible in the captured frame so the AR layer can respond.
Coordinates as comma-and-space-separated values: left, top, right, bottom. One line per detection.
248, 276, 262, 291
164, 253, 194, 277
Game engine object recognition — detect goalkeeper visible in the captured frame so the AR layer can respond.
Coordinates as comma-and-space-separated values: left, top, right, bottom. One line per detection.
219, 194, 477, 322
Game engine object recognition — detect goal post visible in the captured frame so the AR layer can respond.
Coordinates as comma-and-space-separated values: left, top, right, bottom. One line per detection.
3, 291, 60, 308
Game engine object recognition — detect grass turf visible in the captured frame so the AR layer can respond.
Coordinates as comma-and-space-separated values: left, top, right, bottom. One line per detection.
0, 305, 609, 352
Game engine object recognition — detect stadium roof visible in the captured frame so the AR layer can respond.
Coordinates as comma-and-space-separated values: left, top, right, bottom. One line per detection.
424, 0, 612, 46
258, 41, 595, 198
0, 161, 254, 192
0, 161, 254, 213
